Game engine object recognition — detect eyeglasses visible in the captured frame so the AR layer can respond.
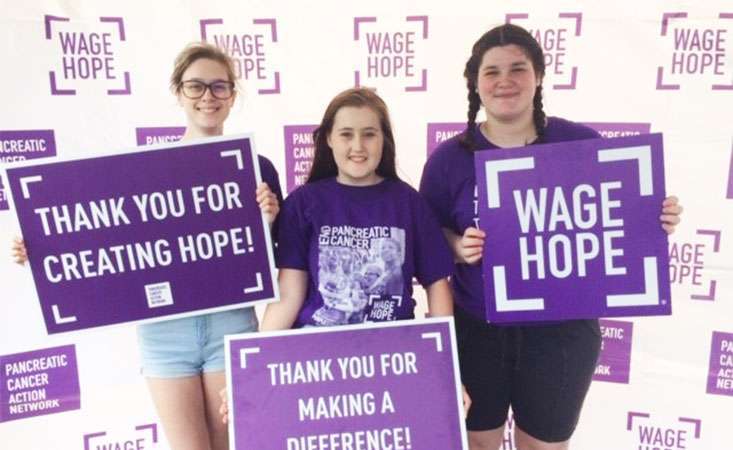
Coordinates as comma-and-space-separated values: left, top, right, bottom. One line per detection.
179, 80, 235, 99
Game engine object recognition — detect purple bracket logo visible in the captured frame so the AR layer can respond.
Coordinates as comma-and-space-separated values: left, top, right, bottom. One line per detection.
83, 423, 158, 450
627, 412, 702, 448
669, 229, 721, 301
657, 12, 733, 90
506, 12, 582, 89
200, 18, 280, 94
354, 15, 429, 92
44, 15, 131, 95
707, 331, 733, 396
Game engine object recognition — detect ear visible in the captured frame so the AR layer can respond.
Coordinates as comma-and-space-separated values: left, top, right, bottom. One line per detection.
536, 74, 543, 88
326, 132, 333, 149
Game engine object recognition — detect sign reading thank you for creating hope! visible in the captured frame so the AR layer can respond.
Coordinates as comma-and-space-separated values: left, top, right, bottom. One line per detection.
4, 135, 277, 334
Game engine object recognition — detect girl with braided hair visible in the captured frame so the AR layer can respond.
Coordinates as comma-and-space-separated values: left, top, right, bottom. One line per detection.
419, 24, 682, 450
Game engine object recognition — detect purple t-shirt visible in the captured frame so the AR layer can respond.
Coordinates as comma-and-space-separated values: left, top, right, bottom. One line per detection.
419, 117, 601, 321
277, 177, 453, 327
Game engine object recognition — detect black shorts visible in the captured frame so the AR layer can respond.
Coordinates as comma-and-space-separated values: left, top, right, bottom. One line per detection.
455, 306, 601, 443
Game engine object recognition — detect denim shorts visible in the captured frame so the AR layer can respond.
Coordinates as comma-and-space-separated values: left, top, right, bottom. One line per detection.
137, 308, 258, 378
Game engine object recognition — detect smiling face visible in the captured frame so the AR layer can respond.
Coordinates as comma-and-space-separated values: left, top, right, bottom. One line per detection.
477, 44, 541, 126
327, 106, 384, 186
177, 58, 235, 138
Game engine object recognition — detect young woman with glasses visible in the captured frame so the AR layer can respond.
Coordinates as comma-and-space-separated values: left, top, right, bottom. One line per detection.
12, 42, 282, 450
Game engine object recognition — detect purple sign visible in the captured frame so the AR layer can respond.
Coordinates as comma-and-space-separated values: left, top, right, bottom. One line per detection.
707, 331, 733, 396
283, 125, 317, 194
4, 135, 277, 334
426, 122, 465, 157
135, 127, 185, 146
1, 130, 57, 211
0, 344, 79, 422
475, 133, 670, 322
354, 16, 429, 91
226, 318, 467, 450
594, 319, 633, 384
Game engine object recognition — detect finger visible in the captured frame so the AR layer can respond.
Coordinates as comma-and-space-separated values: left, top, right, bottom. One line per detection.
464, 227, 486, 239
662, 223, 676, 235
662, 195, 679, 207
462, 237, 485, 248
660, 214, 681, 225
662, 204, 683, 215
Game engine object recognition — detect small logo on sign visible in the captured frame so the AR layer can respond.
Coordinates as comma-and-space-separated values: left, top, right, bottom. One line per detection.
145, 282, 173, 308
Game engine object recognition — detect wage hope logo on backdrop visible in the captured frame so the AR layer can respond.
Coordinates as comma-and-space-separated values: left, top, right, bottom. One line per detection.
200, 17, 281, 94
0, 130, 57, 211
44, 14, 131, 95
626, 412, 702, 449
83, 423, 158, 450
506, 11, 583, 89
669, 229, 721, 301
353, 15, 429, 91
657, 12, 733, 90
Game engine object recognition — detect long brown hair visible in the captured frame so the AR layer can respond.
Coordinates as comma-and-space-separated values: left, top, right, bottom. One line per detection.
307, 88, 398, 183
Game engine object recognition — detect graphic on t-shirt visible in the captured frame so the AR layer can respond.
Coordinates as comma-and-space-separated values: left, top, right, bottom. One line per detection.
313, 225, 405, 325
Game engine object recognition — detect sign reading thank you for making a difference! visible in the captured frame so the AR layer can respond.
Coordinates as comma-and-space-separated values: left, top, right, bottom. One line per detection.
3, 135, 277, 334
226, 318, 468, 450
475, 133, 670, 323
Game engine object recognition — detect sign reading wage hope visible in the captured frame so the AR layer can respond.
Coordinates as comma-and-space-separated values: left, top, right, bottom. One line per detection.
475, 133, 671, 322
226, 318, 468, 450
4, 135, 277, 334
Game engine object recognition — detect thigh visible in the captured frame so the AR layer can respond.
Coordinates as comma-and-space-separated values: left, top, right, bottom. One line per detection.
202, 371, 229, 450
511, 319, 601, 443
455, 307, 512, 432
146, 376, 210, 450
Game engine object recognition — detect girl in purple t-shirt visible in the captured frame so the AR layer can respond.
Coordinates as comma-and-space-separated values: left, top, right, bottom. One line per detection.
419, 24, 683, 450
261, 87, 456, 330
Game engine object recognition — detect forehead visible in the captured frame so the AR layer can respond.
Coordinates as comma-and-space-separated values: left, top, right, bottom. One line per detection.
182, 57, 230, 81
332, 106, 381, 128
479, 44, 532, 67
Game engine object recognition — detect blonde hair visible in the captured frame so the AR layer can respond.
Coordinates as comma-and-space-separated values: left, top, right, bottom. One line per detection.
170, 42, 237, 93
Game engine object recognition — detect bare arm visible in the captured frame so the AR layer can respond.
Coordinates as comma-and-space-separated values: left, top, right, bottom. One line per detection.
259, 268, 308, 331
425, 278, 453, 317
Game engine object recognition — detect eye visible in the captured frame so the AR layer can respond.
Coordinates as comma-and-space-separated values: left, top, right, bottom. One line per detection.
211, 82, 233, 95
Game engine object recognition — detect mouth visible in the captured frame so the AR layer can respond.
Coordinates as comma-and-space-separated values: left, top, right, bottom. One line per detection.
196, 105, 220, 114
348, 155, 368, 163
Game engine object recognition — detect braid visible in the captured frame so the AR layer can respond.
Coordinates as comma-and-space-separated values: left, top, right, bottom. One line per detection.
459, 87, 482, 151
532, 85, 546, 138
